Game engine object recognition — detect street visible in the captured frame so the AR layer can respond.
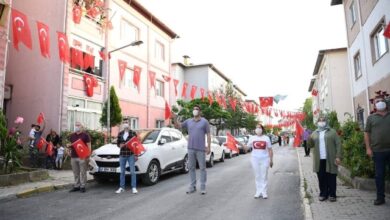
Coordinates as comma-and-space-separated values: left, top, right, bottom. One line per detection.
0, 145, 303, 220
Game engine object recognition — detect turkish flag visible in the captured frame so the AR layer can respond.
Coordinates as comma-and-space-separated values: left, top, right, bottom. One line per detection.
133, 65, 142, 92
221, 96, 227, 109
84, 53, 94, 70
46, 142, 54, 156
252, 141, 267, 150
37, 137, 47, 151
165, 100, 171, 120
162, 75, 171, 82
226, 133, 239, 153
36, 21, 50, 58
95, 0, 104, 7
181, 82, 188, 98
72, 139, 90, 159
118, 60, 127, 82
11, 9, 32, 50
71, 48, 84, 69
57, 32, 70, 64
384, 22, 390, 39
37, 112, 45, 124
190, 85, 197, 100
83, 74, 96, 97
125, 136, 146, 156
259, 97, 274, 108
87, 6, 100, 18
173, 79, 179, 96
72, 5, 82, 24
99, 50, 107, 61
293, 121, 304, 147
311, 89, 318, 96
149, 71, 156, 89
229, 98, 237, 111
216, 94, 222, 107
200, 88, 205, 100
208, 92, 213, 105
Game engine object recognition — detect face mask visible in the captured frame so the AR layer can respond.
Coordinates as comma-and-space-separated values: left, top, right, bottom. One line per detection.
193, 110, 199, 117
317, 122, 326, 128
74, 126, 81, 132
255, 128, 262, 135
123, 124, 129, 130
375, 101, 386, 111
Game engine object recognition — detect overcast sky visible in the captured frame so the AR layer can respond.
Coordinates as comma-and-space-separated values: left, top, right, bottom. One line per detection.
138, 0, 347, 111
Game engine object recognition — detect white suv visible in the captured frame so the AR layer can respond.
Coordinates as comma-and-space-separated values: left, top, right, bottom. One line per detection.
89, 128, 189, 186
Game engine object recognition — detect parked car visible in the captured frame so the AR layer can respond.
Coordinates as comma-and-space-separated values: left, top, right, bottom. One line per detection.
206, 136, 225, 167
235, 136, 250, 154
267, 134, 278, 144
89, 128, 189, 186
215, 136, 239, 158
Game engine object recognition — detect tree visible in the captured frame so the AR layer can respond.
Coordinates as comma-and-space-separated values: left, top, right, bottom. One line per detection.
223, 83, 245, 134
100, 86, 122, 136
301, 98, 315, 130
328, 111, 340, 130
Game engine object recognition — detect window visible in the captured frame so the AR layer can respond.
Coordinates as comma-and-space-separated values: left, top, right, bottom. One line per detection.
70, 47, 103, 77
170, 131, 182, 142
353, 52, 362, 79
123, 68, 137, 89
356, 107, 364, 130
155, 41, 165, 61
121, 19, 139, 44
67, 98, 102, 131
349, 1, 357, 27
160, 130, 172, 143
156, 120, 165, 128
156, 80, 164, 97
371, 20, 389, 62
129, 117, 139, 130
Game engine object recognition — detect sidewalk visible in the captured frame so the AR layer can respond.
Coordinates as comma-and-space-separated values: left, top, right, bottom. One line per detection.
0, 169, 93, 202
297, 147, 390, 220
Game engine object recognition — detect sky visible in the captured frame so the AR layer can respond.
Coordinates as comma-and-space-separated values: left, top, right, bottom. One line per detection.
138, 0, 347, 111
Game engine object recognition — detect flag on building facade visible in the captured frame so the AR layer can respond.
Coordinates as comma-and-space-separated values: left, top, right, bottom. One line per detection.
72, 5, 82, 24
36, 21, 50, 58
190, 85, 197, 100
117, 60, 126, 82
259, 97, 274, 108
57, 32, 70, 63
181, 82, 188, 98
165, 100, 171, 120
133, 65, 142, 92
11, 9, 32, 50
149, 71, 156, 89
173, 79, 179, 96
71, 48, 84, 69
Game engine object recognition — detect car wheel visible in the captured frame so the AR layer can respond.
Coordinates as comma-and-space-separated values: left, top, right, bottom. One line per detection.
206, 153, 214, 168
220, 151, 225, 162
228, 151, 233, 158
142, 160, 160, 186
181, 155, 189, 173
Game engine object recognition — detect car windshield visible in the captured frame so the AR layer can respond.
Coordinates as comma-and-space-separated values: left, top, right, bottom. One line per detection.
216, 136, 226, 143
141, 130, 160, 144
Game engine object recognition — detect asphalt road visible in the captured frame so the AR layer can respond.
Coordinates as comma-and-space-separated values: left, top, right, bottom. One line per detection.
0, 145, 303, 220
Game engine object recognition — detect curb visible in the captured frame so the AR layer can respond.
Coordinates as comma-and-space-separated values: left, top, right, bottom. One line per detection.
296, 148, 313, 220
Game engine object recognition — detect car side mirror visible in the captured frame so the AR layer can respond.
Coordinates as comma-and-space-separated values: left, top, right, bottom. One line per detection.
158, 138, 167, 145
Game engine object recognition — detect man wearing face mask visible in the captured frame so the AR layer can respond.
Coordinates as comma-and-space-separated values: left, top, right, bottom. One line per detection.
173, 105, 211, 195
68, 122, 91, 193
308, 115, 341, 202
115, 122, 138, 194
364, 96, 390, 206
243, 124, 273, 199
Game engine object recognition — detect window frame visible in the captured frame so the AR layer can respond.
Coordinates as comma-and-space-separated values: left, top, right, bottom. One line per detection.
370, 18, 389, 63
349, 1, 357, 28
353, 51, 362, 80
67, 97, 103, 131
154, 40, 165, 61
120, 19, 139, 45
155, 120, 165, 128
155, 80, 164, 97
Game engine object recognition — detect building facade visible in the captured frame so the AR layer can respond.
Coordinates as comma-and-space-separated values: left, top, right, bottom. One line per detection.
0, 0, 11, 110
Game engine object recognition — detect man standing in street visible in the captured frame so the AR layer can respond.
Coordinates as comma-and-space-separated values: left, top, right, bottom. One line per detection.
68, 122, 91, 193
302, 126, 312, 157
173, 105, 211, 195
364, 95, 390, 205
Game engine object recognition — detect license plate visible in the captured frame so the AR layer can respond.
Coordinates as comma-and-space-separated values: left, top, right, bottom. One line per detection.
99, 167, 117, 172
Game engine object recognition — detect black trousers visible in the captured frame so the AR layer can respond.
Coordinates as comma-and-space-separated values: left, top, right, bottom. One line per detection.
317, 159, 337, 198
303, 140, 310, 156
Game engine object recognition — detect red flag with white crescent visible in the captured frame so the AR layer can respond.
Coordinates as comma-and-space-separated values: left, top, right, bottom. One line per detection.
162, 75, 171, 82
72, 5, 82, 24
165, 100, 171, 120
36, 21, 50, 58
83, 74, 95, 97
181, 82, 188, 98
208, 92, 213, 105
259, 97, 274, 108
84, 53, 94, 70
118, 60, 127, 82
71, 48, 84, 69
11, 9, 32, 50
57, 32, 70, 63
149, 71, 156, 89
173, 79, 179, 96
200, 88, 205, 100
190, 85, 197, 100
37, 112, 45, 124
125, 137, 146, 156
72, 139, 90, 159
229, 97, 237, 111
133, 65, 142, 93
384, 22, 390, 39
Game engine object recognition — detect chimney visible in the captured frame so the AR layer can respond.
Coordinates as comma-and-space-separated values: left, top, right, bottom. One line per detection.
183, 55, 191, 66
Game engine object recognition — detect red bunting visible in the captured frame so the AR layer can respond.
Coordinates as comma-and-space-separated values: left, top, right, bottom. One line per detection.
173, 79, 179, 96
72, 139, 90, 159
11, 9, 32, 51
149, 71, 156, 89
118, 60, 127, 82
229, 98, 237, 111
133, 65, 142, 93
190, 85, 197, 100
162, 75, 171, 82
259, 97, 274, 108
208, 92, 213, 105
165, 100, 171, 120
384, 22, 390, 39
221, 96, 227, 109
125, 137, 146, 156
71, 48, 84, 69
200, 88, 205, 100
36, 21, 50, 58
181, 82, 188, 98
57, 32, 70, 63
72, 5, 82, 24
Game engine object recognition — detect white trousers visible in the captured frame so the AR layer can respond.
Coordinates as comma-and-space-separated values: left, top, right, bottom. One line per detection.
251, 156, 269, 196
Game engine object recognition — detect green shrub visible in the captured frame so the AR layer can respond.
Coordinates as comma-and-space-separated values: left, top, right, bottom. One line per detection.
61, 129, 106, 151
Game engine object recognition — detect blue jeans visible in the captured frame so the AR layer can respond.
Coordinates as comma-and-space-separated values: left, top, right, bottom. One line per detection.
119, 155, 136, 189
373, 151, 390, 200
188, 149, 207, 191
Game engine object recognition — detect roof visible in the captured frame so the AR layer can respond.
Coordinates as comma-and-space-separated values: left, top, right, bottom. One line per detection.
308, 78, 316, 92
330, 0, 342, 6
124, 0, 179, 39
312, 47, 347, 76
233, 84, 247, 96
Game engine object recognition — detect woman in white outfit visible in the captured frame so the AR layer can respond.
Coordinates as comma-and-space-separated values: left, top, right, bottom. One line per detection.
245, 124, 273, 199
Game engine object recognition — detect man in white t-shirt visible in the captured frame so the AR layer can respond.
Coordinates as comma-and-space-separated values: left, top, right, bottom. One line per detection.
244, 124, 273, 199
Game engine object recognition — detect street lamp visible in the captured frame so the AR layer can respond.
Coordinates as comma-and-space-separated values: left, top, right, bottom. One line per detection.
106, 40, 143, 141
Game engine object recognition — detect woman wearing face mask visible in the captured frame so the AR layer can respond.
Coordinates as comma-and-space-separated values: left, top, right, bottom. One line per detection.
244, 124, 273, 199
308, 115, 342, 202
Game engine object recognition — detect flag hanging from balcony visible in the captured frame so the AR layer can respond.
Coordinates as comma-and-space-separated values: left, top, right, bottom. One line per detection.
118, 60, 127, 82
99, 50, 108, 61
259, 97, 274, 108
133, 65, 142, 93
190, 85, 197, 100
125, 136, 146, 156
208, 92, 213, 105
173, 79, 179, 96
311, 89, 318, 96
57, 32, 70, 63
72, 5, 82, 24
162, 75, 171, 82
36, 21, 50, 58
71, 48, 84, 69
229, 98, 237, 111
83, 74, 97, 97
72, 139, 90, 159
221, 96, 227, 109
384, 22, 390, 39
11, 9, 32, 50
181, 82, 188, 98
149, 71, 156, 89
36, 112, 45, 124
200, 88, 205, 100
165, 100, 171, 120
84, 53, 94, 70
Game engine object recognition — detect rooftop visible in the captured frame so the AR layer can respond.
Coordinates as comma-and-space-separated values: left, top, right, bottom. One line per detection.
330, 0, 342, 6
312, 47, 347, 76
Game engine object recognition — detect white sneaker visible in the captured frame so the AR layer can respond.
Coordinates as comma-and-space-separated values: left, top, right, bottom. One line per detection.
262, 194, 268, 199
115, 188, 124, 194
254, 193, 262, 199
132, 188, 138, 194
